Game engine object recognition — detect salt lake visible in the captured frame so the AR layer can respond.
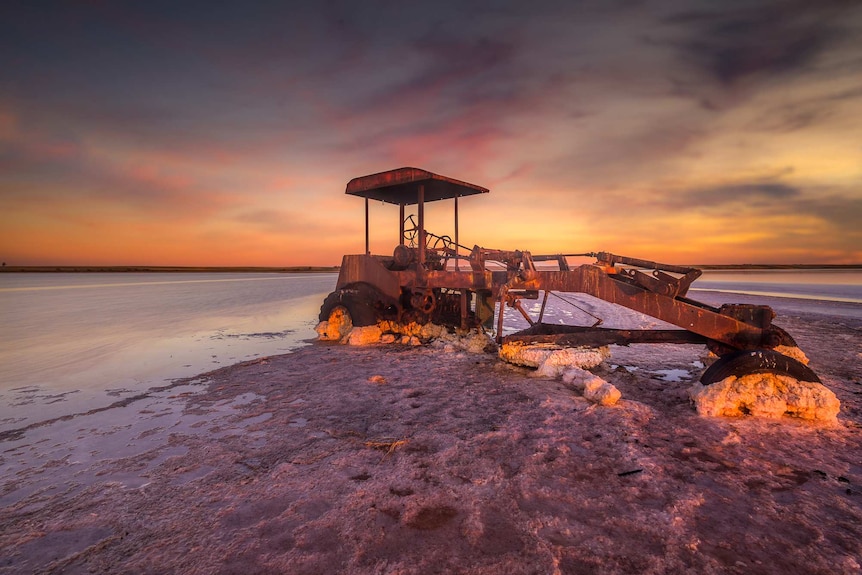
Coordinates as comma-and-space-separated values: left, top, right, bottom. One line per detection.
1, 273, 336, 431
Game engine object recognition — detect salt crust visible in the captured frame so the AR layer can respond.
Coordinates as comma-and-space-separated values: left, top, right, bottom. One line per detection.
346, 325, 382, 346
314, 306, 352, 341
500, 343, 620, 406
705, 345, 810, 366
317, 319, 494, 354
562, 366, 622, 406
320, 322, 831, 418
774, 344, 810, 365
498, 343, 609, 373
689, 373, 840, 422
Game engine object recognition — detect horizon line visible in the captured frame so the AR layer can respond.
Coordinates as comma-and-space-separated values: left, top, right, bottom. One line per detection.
1, 263, 861, 273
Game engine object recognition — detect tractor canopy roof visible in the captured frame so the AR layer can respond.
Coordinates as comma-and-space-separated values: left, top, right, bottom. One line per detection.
345, 167, 488, 205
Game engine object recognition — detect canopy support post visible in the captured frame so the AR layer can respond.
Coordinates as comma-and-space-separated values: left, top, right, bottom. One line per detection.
399, 203, 405, 245
418, 184, 426, 266
454, 195, 459, 271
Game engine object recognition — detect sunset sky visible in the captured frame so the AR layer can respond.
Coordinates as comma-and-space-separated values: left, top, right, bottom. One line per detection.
2, 1, 860, 266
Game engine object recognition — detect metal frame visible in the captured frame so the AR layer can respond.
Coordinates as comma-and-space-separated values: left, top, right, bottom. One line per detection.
330, 168, 795, 355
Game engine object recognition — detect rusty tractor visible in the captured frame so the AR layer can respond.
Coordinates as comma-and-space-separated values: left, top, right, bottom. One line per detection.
319, 167, 819, 384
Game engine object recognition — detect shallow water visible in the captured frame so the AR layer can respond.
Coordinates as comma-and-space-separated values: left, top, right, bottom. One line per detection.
0, 273, 336, 431
692, 269, 862, 304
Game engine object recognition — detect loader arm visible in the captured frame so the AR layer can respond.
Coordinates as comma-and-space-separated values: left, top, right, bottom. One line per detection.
503, 263, 777, 352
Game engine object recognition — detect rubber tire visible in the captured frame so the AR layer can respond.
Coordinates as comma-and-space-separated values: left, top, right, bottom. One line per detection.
319, 287, 379, 327
700, 349, 820, 385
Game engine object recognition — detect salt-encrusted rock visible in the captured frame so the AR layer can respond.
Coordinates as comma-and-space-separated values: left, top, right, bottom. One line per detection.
562, 366, 603, 390
774, 345, 810, 365
419, 323, 446, 340
315, 321, 328, 339
535, 347, 609, 377
704, 345, 810, 366
378, 320, 446, 341
376, 320, 456, 346
690, 373, 840, 422
583, 378, 622, 406
501, 343, 615, 405
377, 320, 493, 352
561, 366, 621, 405
396, 335, 422, 346
434, 330, 495, 354
500, 343, 609, 374
346, 325, 382, 346
378, 320, 415, 337
460, 332, 496, 354
316, 306, 354, 341
499, 343, 554, 368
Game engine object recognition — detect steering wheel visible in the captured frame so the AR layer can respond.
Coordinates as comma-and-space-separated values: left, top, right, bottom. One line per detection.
403, 215, 419, 247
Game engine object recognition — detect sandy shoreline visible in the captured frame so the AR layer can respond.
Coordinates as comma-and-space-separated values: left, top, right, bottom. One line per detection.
1, 293, 860, 574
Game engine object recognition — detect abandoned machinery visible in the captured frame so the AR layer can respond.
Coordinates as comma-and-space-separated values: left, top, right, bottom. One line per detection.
319, 167, 819, 385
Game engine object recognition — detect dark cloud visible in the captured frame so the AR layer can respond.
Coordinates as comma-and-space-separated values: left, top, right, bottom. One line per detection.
686, 183, 800, 205
385, 35, 518, 110
796, 194, 862, 234
748, 103, 832, 133
675, 183, 862, 248
665, 2, 850, 87
749, 85, 862, 132
746, 192, 862, 257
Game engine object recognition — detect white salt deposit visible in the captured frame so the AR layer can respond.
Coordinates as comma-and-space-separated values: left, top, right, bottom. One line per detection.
320, 318, 495, 353
561, 366, 621, 406
346, 325, 383, 346
498, 343, 609, 373
774, 345, 810, 365
690, 373, 840, 422
500, 344, 619, 405
315, 306, 352, 342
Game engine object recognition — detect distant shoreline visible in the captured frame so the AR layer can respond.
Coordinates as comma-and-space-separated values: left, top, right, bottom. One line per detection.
1, 263, 859, 273
693, 264, 862, 270
0, 266, 341, 273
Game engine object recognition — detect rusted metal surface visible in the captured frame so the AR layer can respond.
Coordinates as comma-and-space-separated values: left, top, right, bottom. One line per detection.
335, 255, 403, 300
499, 264, 772, 350
504, 325, 708, 347
345, 167, 488, 204
323, 167, 804, 360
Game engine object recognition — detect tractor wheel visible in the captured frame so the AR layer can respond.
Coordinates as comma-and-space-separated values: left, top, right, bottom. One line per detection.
319, 285, 383, 327
700, 349, 820, 385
